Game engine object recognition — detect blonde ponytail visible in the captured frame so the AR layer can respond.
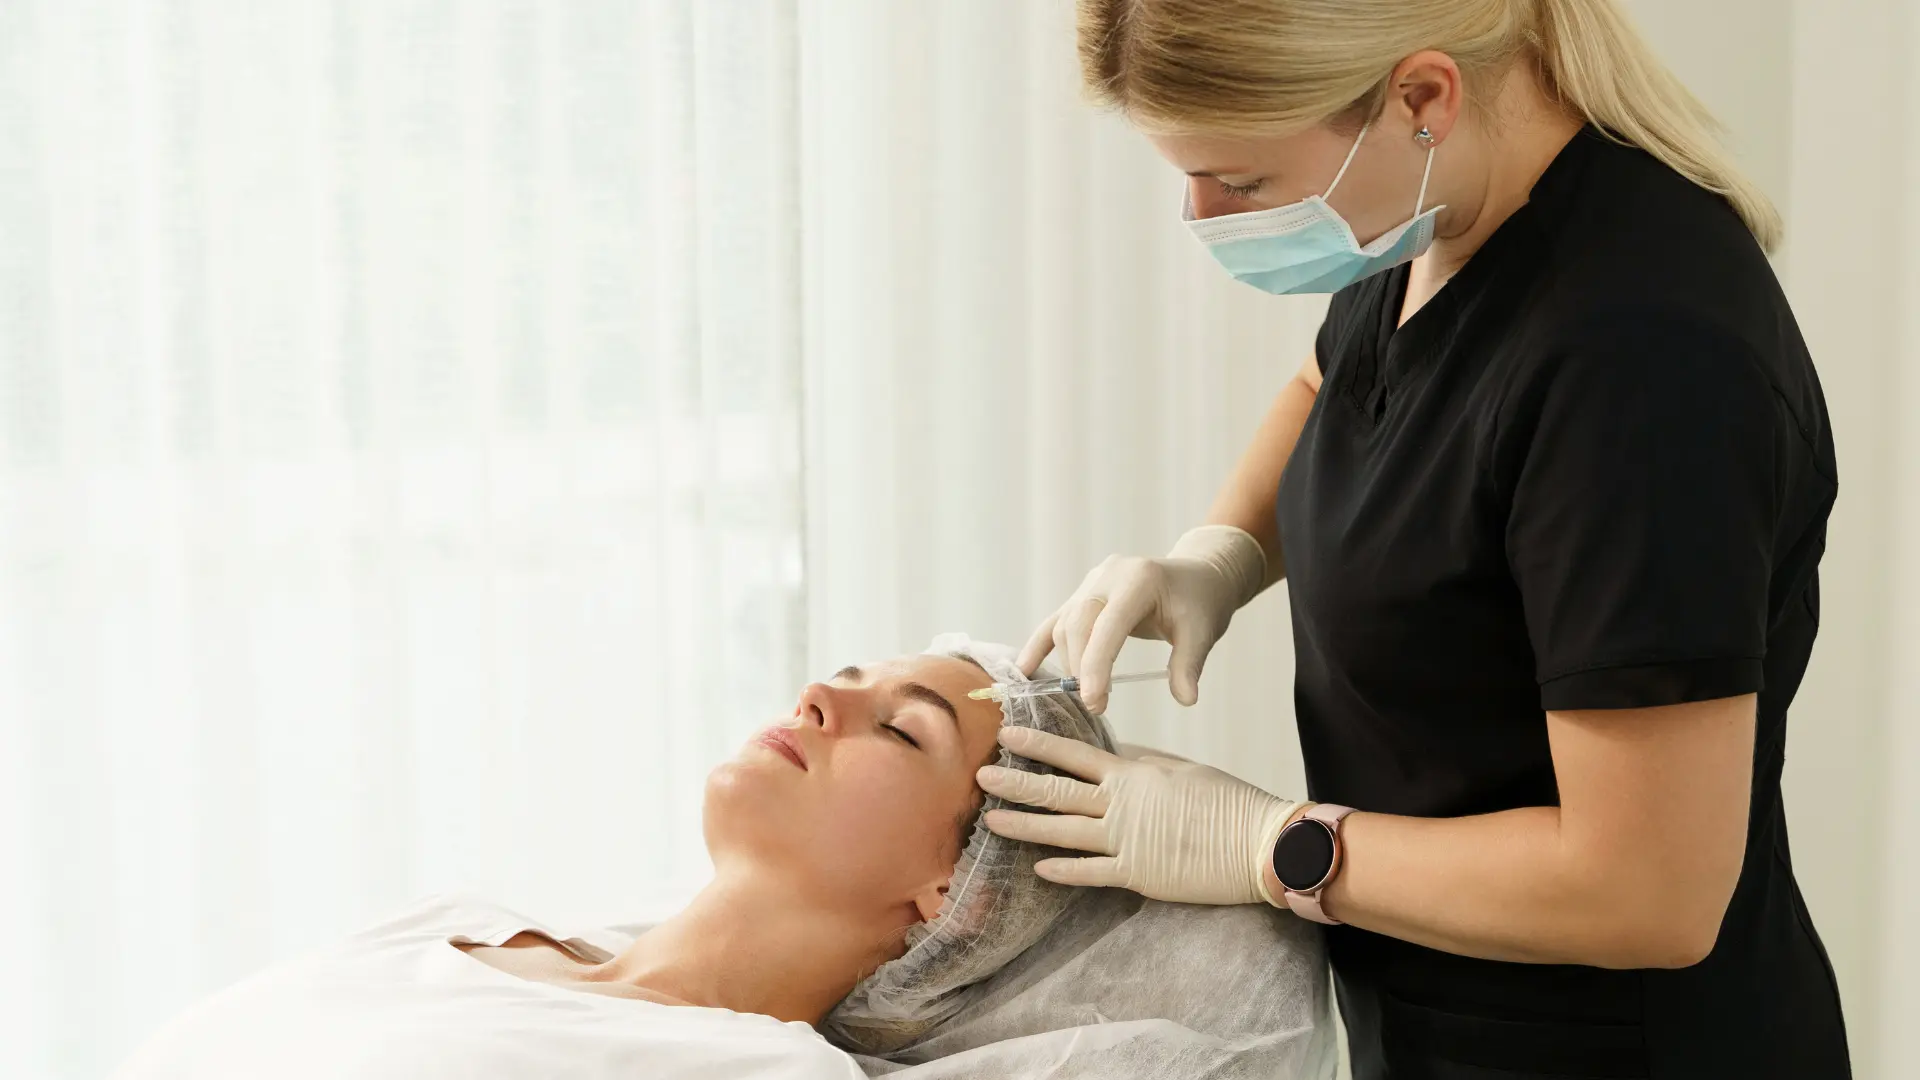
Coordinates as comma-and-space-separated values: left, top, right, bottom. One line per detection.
1526, 0, 1782, 250
1078, 0, 1783, 252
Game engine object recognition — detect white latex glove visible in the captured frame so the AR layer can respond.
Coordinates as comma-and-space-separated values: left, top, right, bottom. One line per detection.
977, 725, 1299, 907
1019, 525, 1266, 712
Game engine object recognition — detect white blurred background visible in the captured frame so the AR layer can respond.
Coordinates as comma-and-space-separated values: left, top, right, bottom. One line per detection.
0, 2, 1913, 1078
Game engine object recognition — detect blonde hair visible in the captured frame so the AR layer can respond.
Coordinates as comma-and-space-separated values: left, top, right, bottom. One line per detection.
1077, 0, 1783, 251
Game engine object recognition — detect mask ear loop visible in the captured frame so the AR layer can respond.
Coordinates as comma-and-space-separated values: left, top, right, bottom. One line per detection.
1320, 119, 1373, 199
1412, 141, 1436, 217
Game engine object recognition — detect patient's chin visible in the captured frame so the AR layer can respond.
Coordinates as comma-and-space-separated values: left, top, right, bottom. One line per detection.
702, 760, 772, 825
701, 762, 811, 861
704, 744, 798, 802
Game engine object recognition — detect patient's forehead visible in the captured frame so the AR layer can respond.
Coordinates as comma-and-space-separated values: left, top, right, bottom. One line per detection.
844, 653, 990, 688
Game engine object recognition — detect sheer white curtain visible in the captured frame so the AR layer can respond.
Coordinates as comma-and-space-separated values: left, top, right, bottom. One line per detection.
2, 4, 1325, 1075
0, 3, 803, 1077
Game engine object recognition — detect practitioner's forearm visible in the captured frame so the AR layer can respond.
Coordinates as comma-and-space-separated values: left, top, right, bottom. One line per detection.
1206, 360, 1319, 588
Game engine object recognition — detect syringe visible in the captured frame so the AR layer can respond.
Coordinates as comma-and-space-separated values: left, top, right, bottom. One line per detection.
967, 668, 1170, 703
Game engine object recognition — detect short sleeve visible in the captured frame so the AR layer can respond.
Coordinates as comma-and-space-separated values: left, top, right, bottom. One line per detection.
1501, 312, 1779, 711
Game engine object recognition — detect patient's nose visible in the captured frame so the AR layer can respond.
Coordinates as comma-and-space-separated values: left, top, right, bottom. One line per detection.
796, 682, 854, 736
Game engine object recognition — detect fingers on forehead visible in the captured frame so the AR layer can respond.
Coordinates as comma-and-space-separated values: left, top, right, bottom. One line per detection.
1001, 726, 1113, 780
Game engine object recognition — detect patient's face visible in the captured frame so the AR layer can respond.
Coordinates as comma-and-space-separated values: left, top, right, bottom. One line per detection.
705, 654, 1004, 922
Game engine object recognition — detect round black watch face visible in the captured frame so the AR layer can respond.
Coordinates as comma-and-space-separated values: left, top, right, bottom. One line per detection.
1274, 820, 1337, 892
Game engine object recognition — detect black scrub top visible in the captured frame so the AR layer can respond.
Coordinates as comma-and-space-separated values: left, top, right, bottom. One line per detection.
1276, 127, 1849, 1079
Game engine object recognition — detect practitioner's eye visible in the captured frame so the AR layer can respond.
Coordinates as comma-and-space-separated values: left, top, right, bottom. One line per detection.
883, 723, 922, 750
1218, 178, 1264, 199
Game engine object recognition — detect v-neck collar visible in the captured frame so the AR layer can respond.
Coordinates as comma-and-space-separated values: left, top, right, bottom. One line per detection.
1341, 126, 1599, 425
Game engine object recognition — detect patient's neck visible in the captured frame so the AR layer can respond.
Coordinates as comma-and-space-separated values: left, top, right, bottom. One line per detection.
595, 866, 900, 1024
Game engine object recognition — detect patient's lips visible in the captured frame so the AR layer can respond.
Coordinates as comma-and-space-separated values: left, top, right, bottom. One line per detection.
755, 726, 809, 771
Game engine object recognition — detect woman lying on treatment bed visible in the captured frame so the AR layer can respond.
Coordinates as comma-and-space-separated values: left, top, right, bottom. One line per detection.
117, 645, 1045, 1080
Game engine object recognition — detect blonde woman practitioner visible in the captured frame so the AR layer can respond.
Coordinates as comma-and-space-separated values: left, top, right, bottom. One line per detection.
975, 1, 1849, 1076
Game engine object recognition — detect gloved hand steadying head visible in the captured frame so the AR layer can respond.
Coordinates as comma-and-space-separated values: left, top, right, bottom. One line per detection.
978, 725, 1300, 908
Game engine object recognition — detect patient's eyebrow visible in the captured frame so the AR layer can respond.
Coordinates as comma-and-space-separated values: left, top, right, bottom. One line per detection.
832, 665, 862, 682
899, 681, 960, 733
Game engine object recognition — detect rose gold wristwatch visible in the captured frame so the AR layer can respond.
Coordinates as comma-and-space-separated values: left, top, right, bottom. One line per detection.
1271, 802, 1356, 925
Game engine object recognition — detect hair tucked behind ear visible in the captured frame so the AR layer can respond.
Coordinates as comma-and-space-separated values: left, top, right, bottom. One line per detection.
1077, 0, 1782, 252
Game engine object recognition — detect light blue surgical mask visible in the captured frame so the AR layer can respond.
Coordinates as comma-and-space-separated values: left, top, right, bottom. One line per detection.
1183, 119, 1443, 295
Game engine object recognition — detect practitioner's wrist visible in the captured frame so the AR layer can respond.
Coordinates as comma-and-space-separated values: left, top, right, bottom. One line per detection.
1168, 525, 1268, 610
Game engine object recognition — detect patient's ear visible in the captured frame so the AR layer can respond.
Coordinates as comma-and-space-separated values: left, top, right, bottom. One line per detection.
910, 877, 952, 922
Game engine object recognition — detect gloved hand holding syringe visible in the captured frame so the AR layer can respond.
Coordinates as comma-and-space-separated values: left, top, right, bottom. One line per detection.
1016, 524, 1269, 712
968, 668, 1170, 706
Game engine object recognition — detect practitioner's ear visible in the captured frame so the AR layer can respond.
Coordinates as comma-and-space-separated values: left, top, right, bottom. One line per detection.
910, 877, 951, 923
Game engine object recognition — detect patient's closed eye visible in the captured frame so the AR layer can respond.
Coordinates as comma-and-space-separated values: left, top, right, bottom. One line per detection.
884, 722, 922, 750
